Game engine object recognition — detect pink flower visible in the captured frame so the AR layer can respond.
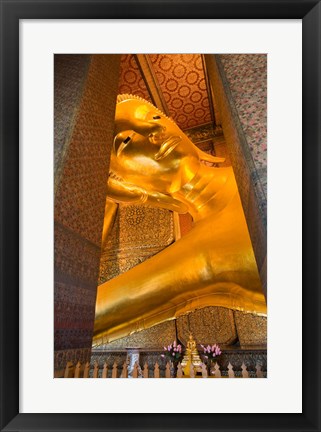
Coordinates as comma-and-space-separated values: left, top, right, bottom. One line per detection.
161, 354, 165, 358
164, 346, 167, 351
172, 352, 175, 356
173, 340, 177, 348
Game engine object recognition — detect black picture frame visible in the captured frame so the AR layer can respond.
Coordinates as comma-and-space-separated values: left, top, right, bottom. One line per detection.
1, 1, 320, 431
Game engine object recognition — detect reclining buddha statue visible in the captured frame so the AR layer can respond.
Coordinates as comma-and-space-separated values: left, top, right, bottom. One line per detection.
93, 94, 267, 344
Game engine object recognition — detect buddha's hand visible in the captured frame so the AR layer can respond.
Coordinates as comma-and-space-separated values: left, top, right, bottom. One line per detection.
107, 177, 188, 213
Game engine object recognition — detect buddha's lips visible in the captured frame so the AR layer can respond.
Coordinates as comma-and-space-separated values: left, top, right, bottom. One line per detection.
154, 136, 182, 161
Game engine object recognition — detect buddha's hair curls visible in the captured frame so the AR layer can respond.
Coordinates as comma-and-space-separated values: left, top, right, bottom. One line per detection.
116, 94, 176, 125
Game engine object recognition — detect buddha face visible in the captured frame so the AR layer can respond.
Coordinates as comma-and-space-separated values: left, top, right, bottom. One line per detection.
110, 96, 201, 194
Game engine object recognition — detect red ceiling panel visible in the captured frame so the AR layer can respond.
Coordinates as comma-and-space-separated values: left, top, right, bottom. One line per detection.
149, 54, 212, 130
118, 54, 152, 102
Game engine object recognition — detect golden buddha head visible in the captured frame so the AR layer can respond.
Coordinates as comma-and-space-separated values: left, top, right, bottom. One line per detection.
111, 94, 224, 194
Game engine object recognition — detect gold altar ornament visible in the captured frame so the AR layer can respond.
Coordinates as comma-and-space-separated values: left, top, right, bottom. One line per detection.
93, 94, 267, 344
181, 333, 202, 376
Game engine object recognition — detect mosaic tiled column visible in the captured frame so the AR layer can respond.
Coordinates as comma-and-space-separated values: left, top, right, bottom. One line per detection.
54, 55, 120, 373
205, 54, 267, 297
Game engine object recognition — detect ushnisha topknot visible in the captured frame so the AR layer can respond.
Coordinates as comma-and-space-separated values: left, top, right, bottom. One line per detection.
116, 94, 176, 125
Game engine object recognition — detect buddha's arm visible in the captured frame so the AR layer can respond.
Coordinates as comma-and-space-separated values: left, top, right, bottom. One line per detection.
107, 177, 188, 213
101, 199, 118, 249
93, 196, 267, 344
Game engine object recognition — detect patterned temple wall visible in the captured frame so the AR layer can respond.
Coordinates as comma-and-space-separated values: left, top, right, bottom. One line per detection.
205, 54, 267, 297
54, 54, 121, 371
219, 54, 267, 198
98, 204, 175, 284
54, 55, 91, 193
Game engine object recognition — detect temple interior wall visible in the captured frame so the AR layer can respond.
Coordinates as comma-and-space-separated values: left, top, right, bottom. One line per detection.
54, 54, 121, 370
98, 204, 175, 284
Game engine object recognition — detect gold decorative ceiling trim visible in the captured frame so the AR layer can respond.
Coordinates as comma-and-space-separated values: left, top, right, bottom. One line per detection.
201, 54, 216, 128
134, 54, 170, 116
204, 54, 222, 127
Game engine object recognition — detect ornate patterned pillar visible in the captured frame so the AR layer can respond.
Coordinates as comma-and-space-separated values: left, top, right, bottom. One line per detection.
204, 54, 267, 297
54, 54, 120, 373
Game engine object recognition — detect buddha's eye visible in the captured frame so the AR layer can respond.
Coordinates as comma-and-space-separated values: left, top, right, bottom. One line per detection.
114, 133, 133, 157
153, 115, 161, 120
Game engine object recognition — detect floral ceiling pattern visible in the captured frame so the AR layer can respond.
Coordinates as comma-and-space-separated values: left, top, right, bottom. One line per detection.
118, 54, 213, 130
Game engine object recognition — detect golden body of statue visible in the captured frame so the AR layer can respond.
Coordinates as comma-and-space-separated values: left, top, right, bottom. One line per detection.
93, 94, 267, 344
181, 334, 202, 374
187, 334, 197, 353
